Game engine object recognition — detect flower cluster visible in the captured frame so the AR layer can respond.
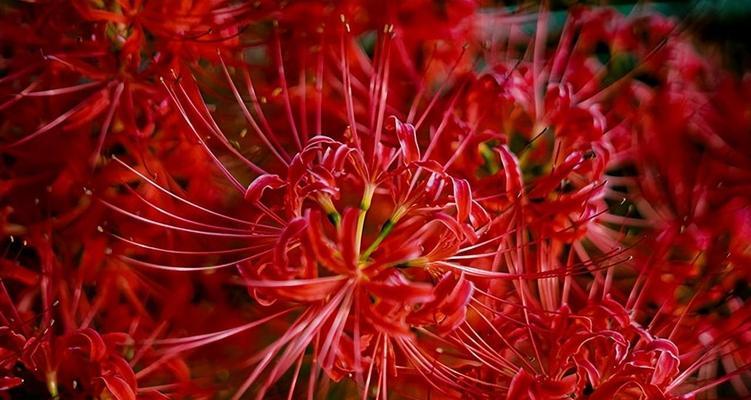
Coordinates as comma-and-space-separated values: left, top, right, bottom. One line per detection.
2, 1, 750, 399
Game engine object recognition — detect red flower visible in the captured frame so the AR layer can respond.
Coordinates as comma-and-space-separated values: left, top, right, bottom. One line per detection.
3, 2, 751, 399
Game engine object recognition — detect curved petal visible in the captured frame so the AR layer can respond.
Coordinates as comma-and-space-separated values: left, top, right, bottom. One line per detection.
274, 217, 308, 268
101, 374, 136, 400
387, 116, 420, 164
496, 145, 523, 196
245, 174, 286, 203
452, 178, 471, 223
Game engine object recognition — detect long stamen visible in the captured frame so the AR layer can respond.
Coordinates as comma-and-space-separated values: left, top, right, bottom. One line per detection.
315, 32, 325, 134
137, 308, 294, 379
163, 81, 262, 187
100, 200, 272, 238
111, 156, 261, 226
169, 74, 266, 174
413, 44, 468, 131
340, 16, 361, 149
370, 26, 394, 164
218, 52, 290, 165
272, 24, 303, 150
92, 82, 124, 168
2, 85, 113, 149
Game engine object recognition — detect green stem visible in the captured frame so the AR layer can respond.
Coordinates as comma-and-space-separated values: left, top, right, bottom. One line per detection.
318, 195, 341, 227
354, 184, 376, 258
47, 371, 58, 399
361, 206, 406, 261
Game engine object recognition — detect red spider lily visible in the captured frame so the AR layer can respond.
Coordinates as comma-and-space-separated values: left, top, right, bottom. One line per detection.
0, 223, 252, 398
608, 31, 751, 399
3, 1, 751, 399
0, 229, 143, 399
464, 294, 683, 399
416, 7, 666, 324
0, 325, 137, 400
0, 135, 247, 398
0, 0, 246, 164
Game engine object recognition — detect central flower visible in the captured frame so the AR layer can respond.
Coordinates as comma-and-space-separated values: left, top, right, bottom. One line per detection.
234, 114, 483, 392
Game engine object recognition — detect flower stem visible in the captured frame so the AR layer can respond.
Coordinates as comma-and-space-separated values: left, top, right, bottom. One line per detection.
47, 371, 58, 399
361, 206, 406, 261
318, 195, 341, 227
355, 184, 376, 258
